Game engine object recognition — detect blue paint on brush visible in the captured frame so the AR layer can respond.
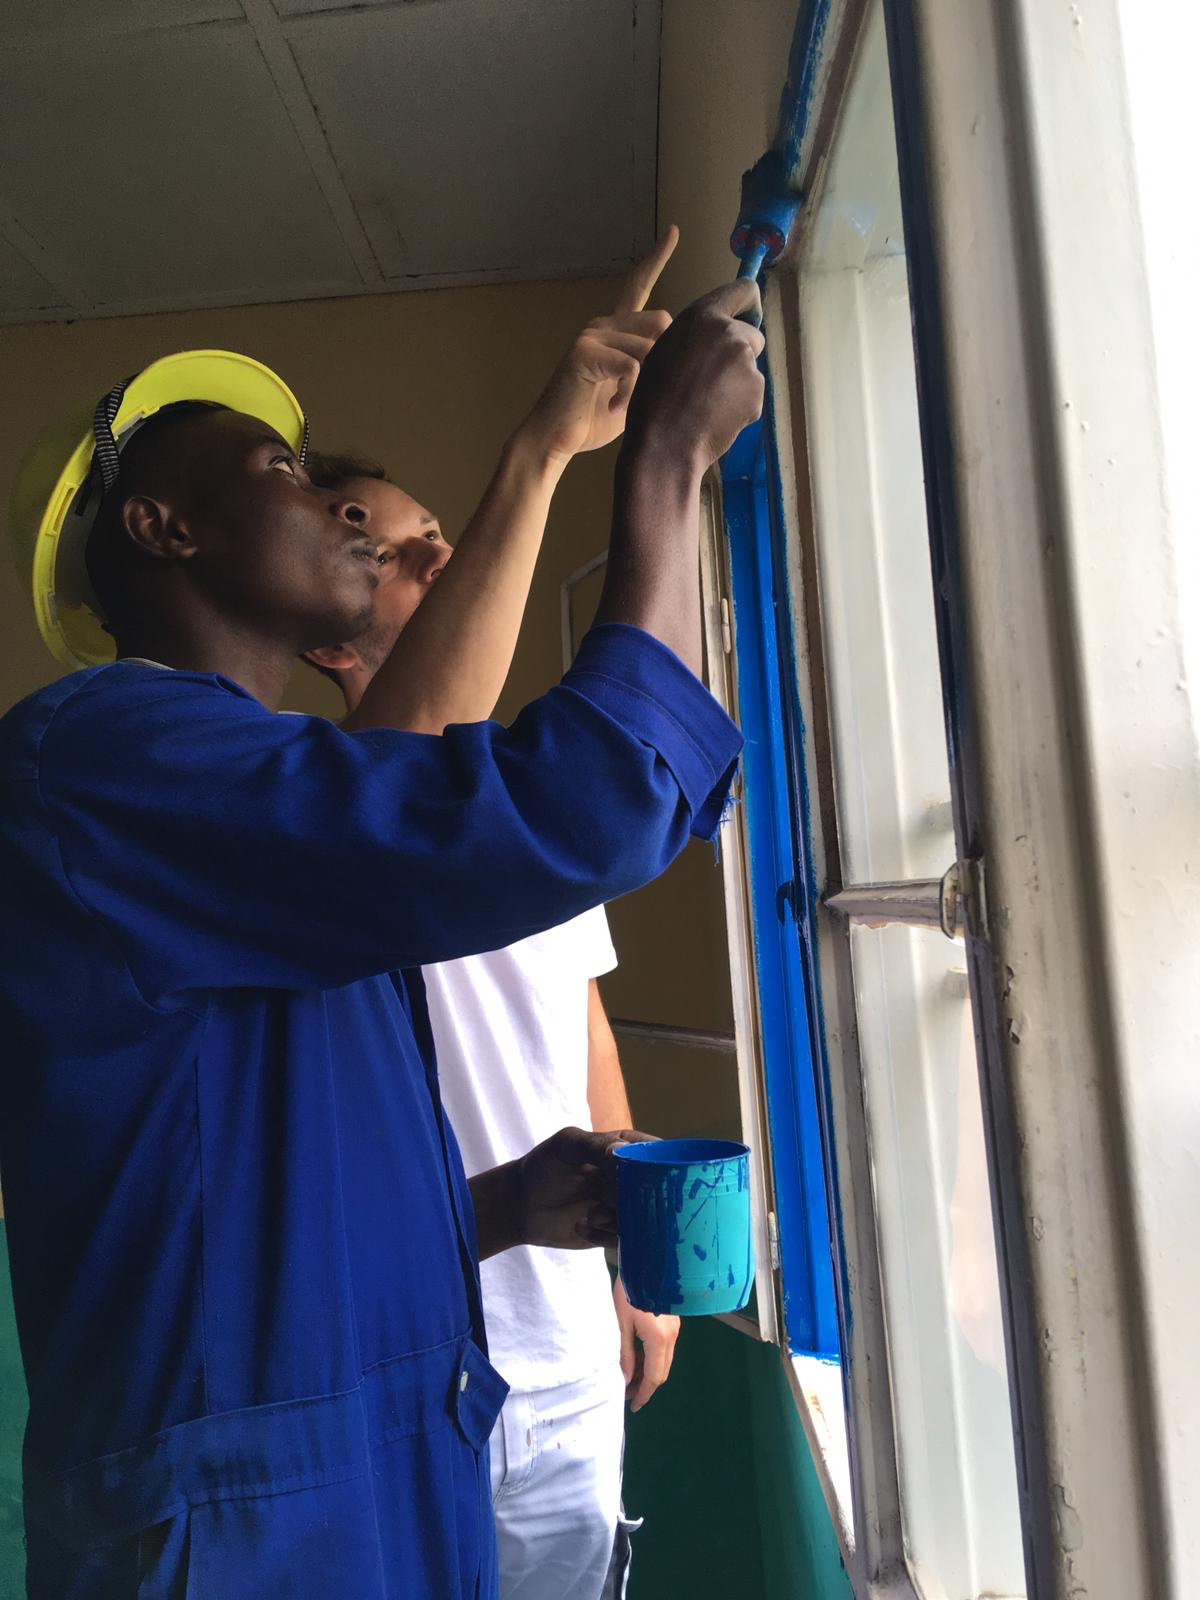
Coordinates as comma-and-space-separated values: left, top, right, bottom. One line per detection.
728, 1, 840, 305
730, 150, 801, 283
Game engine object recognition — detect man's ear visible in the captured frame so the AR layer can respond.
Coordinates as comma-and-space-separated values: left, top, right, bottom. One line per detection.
304, 643, 362, 672
122, 496, 198, 562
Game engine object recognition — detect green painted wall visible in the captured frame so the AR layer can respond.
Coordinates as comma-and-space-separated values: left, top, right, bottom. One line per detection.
624, 1316, 853, 1600
0, 1229, 26, 1600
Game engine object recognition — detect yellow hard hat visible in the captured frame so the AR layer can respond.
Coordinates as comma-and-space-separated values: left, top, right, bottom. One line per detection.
9, 349, 307, 669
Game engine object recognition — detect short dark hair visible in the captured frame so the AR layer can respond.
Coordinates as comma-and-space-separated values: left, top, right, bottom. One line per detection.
301, 450, 392, 684
85, 400, 228, 626
304, 450, 389, 491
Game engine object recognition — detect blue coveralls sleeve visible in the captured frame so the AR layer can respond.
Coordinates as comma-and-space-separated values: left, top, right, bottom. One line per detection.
36, 623, 741, 999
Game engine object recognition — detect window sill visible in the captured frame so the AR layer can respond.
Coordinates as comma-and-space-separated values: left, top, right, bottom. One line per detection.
785, 1351, 855, 1565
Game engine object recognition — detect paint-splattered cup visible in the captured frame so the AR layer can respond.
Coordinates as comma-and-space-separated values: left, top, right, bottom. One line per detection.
614, 1138, 753, 1316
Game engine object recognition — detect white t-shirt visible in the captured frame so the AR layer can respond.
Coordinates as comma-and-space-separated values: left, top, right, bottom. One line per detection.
423, 908, 620, 1392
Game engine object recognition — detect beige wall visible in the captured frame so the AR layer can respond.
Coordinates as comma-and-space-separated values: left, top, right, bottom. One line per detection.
0, 0, 796, 1137
655, 0, 798, 308
603, 0, 796, 1131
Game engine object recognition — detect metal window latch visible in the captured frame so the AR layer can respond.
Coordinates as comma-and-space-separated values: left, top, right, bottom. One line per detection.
940, 857, 988, 942
767, 1210, 781, 1271
824, 857, 988, 943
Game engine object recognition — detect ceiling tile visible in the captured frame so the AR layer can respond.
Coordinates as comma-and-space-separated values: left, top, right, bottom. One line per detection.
287, 0, 641, 279
0, 236, 70, 318
0, 0, 242, 38
0, 24, 363, 314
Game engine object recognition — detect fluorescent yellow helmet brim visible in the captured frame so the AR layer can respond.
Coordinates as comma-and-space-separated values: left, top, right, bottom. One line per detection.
9, 350, 306, 670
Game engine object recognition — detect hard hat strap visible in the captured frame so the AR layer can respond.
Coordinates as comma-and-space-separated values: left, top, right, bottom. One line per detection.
89, 370, 309, 487
91, 377, 132, 492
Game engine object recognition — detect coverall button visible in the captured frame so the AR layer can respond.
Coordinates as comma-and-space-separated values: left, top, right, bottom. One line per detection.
459, 1370, 470, 1392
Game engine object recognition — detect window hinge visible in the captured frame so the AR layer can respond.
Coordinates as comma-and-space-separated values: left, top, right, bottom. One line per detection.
767, 1210, 781, 1271
719, 596, 733, 655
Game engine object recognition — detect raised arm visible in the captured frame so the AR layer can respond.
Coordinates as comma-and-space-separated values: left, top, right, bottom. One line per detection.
593, 278, 765, 677
346, 230, 679, 735
41, 625, 743, 1000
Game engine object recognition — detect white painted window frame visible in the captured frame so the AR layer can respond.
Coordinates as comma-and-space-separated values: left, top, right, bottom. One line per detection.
886, 3, 1199, 1596
753, 1, 1199, 1596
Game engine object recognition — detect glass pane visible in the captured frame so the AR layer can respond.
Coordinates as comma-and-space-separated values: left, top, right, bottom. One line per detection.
798, 1, 953, 884
851, 920, 1024, 1599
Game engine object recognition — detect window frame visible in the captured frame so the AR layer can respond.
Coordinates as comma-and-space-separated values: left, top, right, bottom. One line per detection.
756, 270, 927, 1597
709, 1, 1040, 1593
699, 436, 858, 1552
710, 303, 968, 1599
713, 0, 1190, 1593
876, 2, 1188, 1594
713, 422, 842, 1365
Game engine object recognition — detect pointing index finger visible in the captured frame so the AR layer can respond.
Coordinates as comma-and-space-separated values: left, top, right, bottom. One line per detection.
613, 224, 680, 315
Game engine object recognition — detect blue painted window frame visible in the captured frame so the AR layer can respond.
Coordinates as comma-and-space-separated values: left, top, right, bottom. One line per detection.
719, 412, 842, 1360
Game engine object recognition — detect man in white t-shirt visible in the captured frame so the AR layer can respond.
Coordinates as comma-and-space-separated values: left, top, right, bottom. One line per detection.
301, 235, 683, 1598
425, 917, 638, 1598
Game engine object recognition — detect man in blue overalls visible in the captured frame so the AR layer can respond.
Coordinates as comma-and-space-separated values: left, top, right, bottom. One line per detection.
0, 278, 763, 1597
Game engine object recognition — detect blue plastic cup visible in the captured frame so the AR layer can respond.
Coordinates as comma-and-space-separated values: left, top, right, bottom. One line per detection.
614, 1138, 753, 1316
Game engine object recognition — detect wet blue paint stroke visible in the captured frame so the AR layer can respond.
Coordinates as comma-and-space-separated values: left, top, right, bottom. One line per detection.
775, 0, 836, 186
720, 415, 842, 1358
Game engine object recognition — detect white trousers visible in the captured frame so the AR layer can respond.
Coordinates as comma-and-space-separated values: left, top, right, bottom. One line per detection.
489, 1362, 637, 1600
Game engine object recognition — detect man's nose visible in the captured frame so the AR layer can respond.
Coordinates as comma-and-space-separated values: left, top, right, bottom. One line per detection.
418, 544, 448, 585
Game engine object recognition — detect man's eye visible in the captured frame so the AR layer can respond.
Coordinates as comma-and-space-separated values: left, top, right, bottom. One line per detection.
376, 550, 395, 566
271, 456, 298, 475
424, 530, 440, 542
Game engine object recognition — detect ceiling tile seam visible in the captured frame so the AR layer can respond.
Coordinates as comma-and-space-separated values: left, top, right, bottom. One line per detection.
238, 0, 385, 287
630, 0, 663, 257
277, 1, 451, 30
0, 209, 91, 317
0, 17, 248, 53
0, 257, 636, 326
